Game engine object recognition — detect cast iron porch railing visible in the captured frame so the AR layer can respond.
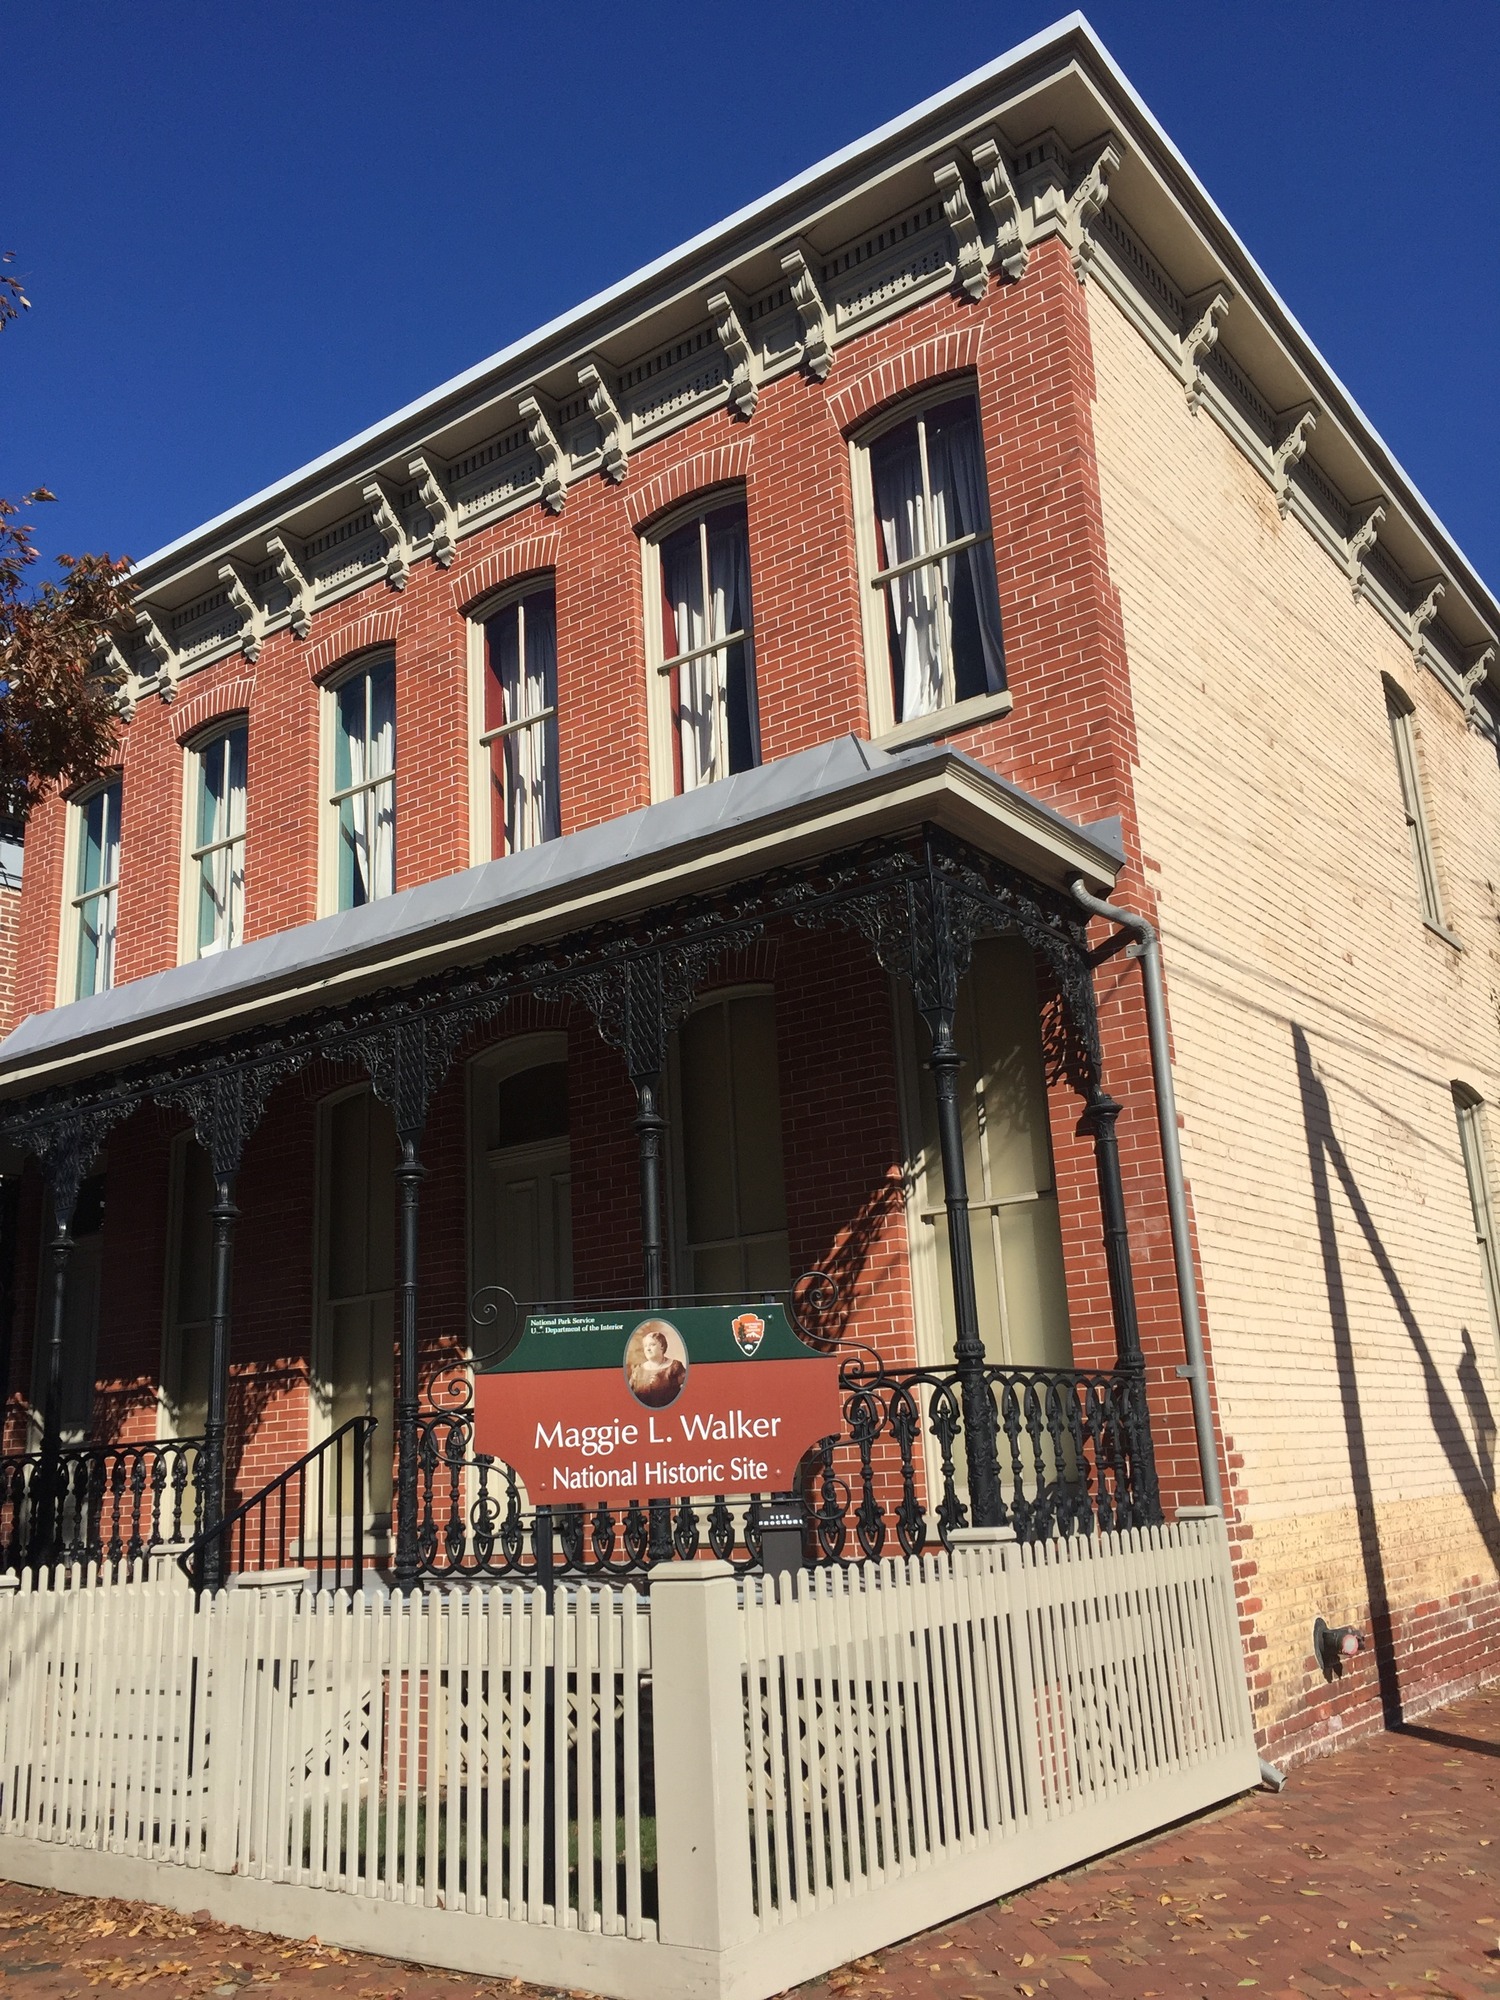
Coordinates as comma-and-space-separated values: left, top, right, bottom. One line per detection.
0, 1435, 205, 1575
406, 1351, 1160, 1586
176, 1416, 373, 1593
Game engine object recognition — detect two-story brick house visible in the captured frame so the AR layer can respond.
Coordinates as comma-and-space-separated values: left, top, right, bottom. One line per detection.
0, 16, 1496, 1767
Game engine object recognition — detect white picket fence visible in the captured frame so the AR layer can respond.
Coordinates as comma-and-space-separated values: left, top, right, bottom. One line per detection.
0, 1515, 1260, 2000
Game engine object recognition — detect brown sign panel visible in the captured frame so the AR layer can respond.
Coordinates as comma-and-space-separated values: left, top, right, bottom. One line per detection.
472, 1305, 841, 1501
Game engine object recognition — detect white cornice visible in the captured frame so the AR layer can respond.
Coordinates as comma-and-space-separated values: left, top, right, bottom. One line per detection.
121, 12, 1496, 701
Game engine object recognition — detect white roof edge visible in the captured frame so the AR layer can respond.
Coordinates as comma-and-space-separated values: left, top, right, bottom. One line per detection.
130, 10, 1497, 635
131, 13, 1090, 579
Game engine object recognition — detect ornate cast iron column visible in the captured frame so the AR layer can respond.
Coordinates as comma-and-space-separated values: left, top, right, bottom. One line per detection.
157, 1067, 283, 1590
568, 945, 725, 1306
352, 1007, 483, 1590
907, 873, 1005, 1529
23, 1106, 120, 1566
568, 943, 725, 1566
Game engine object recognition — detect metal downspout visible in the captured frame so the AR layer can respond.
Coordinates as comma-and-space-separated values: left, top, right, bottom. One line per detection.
1070, 878, 1222, 1512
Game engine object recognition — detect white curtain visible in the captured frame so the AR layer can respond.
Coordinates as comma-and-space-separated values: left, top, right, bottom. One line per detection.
666, 531, 715, 789
708, 515, 757, 770
929, 412, 1005, 696
341, 666, 395, 904
873, 433, 943, 719
498, 597, 560, 850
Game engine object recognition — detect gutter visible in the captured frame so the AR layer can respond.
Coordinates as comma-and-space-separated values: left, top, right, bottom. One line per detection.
1070, 878, 1222, 1512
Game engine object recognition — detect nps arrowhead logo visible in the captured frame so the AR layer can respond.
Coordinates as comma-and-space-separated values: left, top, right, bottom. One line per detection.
731, 1312, 766, 1357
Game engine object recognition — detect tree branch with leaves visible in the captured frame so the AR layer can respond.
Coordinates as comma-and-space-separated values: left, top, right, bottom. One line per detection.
0, 251, 133, 823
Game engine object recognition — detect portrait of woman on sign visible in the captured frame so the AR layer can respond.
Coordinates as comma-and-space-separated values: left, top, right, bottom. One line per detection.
623, 1318, 688, 1409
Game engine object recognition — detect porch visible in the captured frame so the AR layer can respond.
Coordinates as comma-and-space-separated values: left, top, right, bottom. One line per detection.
0, 737, 1184, 1589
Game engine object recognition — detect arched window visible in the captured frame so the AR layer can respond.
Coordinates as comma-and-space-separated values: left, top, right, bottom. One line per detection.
65, 778, 122, 999
1454, 1083, 1500, 1361
468, 1035, 572, 1310
673, 991, 789, 1295
326, 653, 396, 910
644, 494, 759, 796
853, 385, 1006, 738
185, 721, 247, 957
473, 583, 560, 859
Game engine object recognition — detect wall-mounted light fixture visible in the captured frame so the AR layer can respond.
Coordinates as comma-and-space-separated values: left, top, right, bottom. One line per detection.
1313, 1616, 1365, 1679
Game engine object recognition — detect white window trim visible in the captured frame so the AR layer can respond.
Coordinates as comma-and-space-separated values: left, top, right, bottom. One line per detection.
177, 719, 248, 965
318, 650, 395, 919
466, 577, 559, 867
640, 488, 752, 804
849, 377, 1007, 743
1383, 674, 1457, 945
56, 777, 122, 1007
1454, 1084, 1500, 1372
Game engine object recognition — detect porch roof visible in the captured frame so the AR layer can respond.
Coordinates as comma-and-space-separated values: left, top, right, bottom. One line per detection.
0, 735, 1123, 1096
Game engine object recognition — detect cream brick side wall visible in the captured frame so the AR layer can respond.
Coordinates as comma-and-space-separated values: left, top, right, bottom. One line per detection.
1086, 280, 1500, 1757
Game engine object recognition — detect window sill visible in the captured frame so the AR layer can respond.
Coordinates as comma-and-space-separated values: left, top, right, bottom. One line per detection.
872, 688, 1014, 752
1424, 917, 1464, 951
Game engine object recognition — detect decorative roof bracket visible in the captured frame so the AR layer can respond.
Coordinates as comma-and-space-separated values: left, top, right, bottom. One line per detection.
933, 153, 989, 302
970, 129, 1027, 282
1272, 404, 1317, 517
518, 395, 568, 513
136, 606, 176, 699
578, 361, 629, 482
1344, 500, 1386, 600
407, 454, 458, 567
706, 290, 758, 418
779, 240, 834, 380
217, 559, 265, 664
1180, 285, 1231, 413
363, 479, 410, 591
1461, 642, 1496, 720
267, 532, 313, 639
92, 636, 138, 721
1065, 138, 1122, 282
1408, 579, 1444, 659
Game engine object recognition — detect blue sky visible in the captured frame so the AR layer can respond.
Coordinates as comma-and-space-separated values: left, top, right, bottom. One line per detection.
4, 2, 1498, 589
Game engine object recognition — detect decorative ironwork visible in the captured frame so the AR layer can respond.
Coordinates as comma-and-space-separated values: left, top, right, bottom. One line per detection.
0, 824, 1155, 1569
0, 1435, 204, 1575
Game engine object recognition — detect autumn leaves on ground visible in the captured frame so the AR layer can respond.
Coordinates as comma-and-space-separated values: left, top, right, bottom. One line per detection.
0, 1685, 1496, 1999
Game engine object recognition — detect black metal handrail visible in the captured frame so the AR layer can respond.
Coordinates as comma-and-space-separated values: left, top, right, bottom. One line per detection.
0, 1435, 205, 1575
177, 1416, 373, 1593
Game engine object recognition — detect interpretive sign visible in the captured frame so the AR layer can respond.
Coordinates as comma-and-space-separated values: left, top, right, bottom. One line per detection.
472, 1303, 842, 1500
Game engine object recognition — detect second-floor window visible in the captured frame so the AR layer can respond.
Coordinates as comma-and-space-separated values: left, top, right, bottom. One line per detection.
482, 587, 560, 856
861, 389, 1006, 728
190, 723, 247, 956
1383, 675, 1446, 934
71, 779, 122, 1000
651, 498, 759, 792
332, 655, 395, 909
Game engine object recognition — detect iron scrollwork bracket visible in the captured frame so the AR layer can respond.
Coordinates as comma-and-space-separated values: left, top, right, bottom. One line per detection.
155, 1059, 298, 1180
347, 1001, 498, 1139
562, 937, 732, 1080
6, 1099, 126, 1230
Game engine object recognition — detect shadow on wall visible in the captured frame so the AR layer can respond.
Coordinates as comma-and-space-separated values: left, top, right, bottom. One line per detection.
1294, 1023, 1500, 1728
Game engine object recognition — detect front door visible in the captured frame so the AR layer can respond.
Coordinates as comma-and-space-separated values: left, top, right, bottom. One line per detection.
472, 1054, 572, 1309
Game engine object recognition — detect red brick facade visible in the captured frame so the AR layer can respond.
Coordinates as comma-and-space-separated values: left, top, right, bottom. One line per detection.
1, 232, 1337, 1746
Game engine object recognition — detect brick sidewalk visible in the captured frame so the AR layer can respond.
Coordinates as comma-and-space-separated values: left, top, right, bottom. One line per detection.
0, 1685, 1495, 2000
